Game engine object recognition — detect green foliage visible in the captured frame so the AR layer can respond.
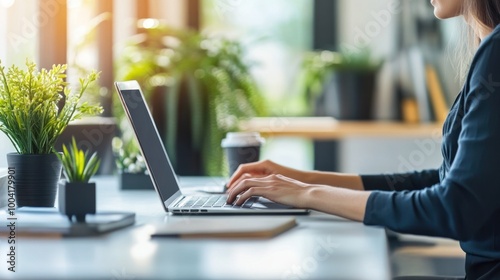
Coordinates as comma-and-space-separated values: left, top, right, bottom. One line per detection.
58, 137, 101, 183
111, 137, 147, 174
116, 23, 267, 176
296, 50, 381, 114
0, 60, 103, 154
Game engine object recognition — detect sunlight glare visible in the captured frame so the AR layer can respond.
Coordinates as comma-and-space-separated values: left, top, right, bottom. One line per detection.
0, 0, 15, 8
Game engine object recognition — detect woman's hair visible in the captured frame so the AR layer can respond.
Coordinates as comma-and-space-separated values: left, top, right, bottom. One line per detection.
457, 0, 500, 80
464, 0, 500, 33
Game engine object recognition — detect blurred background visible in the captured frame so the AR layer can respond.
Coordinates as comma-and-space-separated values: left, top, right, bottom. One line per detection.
0, 0, 464, 176
0, 1, 468, 276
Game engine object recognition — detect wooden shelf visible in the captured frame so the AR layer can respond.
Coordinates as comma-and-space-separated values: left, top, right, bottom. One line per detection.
239, 117, 442, 140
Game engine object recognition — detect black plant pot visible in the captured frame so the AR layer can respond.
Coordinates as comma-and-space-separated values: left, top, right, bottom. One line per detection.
119, 173, 154, 190
315, 70, 377, 120
58, 181, 96, 222
6, 153, 62, 207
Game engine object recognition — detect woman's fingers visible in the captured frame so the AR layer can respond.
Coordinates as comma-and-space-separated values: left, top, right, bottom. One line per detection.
226, 174, 312, 208
227, 160, 274, 189
227, 172, 264, 191
226, 175, 275, 204
227, 161, 263, 187
233, 185, 273, 206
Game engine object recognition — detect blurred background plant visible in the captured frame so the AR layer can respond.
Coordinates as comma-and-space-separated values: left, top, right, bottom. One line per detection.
115, 19, 267, 176
297, 49, 381, 114
297, 49, 381, 119
111, 137, 147, 175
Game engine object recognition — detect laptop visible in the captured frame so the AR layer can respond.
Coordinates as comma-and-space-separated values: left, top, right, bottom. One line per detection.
115, 81, 309, 215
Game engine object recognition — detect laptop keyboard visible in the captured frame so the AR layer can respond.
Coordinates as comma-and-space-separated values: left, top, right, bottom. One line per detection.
175, 195, 257, 209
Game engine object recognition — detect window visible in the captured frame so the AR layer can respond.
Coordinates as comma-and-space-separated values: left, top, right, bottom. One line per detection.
202, 0, 313, 115
0, 0, 39, 66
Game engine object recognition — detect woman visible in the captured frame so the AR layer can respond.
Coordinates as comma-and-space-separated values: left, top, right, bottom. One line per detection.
226, 1, 500, 279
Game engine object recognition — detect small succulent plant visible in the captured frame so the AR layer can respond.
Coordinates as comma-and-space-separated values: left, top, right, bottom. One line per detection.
58, 137, 101, 183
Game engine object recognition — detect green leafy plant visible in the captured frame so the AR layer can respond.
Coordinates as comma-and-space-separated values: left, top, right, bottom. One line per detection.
116, 21, 267, 176
0, 60, 103, 154
58, 137, 101, 183
297, 49, 381, 113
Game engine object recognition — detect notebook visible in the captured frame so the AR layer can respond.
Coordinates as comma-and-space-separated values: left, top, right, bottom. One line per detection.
151, 217, 296, 239
0, 208, 135, 237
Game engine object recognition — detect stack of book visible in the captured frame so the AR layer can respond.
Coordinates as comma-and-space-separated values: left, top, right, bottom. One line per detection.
374, 47, 450, 124
398, 47, 449, 124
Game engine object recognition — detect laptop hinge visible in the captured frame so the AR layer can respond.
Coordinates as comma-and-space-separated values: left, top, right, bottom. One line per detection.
164, 191, 182, 212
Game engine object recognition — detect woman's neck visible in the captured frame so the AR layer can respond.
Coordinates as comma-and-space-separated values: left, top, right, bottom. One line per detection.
478, 26, 493, 41
468, 18, 493, 41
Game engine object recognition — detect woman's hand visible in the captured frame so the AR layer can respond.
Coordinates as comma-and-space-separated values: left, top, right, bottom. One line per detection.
226, 173, 371, 222
227, 160, 308, 191
226, 174, 313, 208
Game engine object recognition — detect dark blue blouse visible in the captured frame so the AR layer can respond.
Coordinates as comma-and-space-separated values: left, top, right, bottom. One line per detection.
362, 25, 500, 279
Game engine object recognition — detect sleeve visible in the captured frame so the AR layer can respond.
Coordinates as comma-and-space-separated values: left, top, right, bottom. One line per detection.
363, 40, 500, 241
361, 169, 440, 192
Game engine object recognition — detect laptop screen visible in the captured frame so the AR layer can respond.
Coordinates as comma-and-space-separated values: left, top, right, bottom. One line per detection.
115, 81, 179, 208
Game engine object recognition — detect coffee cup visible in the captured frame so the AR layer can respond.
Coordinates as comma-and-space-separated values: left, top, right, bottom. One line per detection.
221, 132, 265, 176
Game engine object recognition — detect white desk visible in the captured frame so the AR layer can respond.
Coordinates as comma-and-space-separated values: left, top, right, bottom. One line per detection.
0, 176, 391, 280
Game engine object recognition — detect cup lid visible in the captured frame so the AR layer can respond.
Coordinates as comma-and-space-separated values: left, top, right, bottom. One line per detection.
221, 132, 265, 148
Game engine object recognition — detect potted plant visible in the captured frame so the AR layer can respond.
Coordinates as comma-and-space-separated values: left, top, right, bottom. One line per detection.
0, 60, 103, 207
297, 49, 381, 120
58, 137, 100, 222
115, 20, 267, 176
111, 136, 153, 190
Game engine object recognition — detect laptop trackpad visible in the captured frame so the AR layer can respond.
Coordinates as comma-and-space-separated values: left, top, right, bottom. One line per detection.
252, 197, 294, 209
